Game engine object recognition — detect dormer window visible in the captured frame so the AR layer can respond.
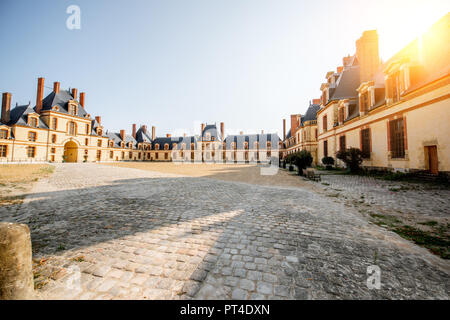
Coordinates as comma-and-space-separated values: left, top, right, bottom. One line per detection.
205, 133, 211, 140
128, 142, 133, 149
29, 117, 38, 127
68, 104, 77, 115
164, 143, 169, 150
172, 143, 177, 149
155, 144, 160, 150
110, 141, 114, 147
121, 142, 125, 148
338, 107, 345, 124
0, 129, 8, 139
97, 128, 102, 136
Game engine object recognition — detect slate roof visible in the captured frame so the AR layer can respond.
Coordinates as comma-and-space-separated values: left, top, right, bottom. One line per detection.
224, 133, 280, 149
135, 127, 153, 144
301, 102, 320, 124
41, 90, 89, 118
1, 103, 49, 129
202, 124, 221, 141
105, 132, 137, 148
328, 65, 360, 101
152, 136, 197, 150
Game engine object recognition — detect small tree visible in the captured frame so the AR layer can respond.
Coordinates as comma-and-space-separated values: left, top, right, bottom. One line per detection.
292, 150, 313, 175
336, 147, 364, 173
322, 156, 335, 170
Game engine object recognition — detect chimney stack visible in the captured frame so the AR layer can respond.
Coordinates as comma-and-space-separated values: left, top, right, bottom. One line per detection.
152, 126, 155, 140
166, 133, 171, 138
290, 114, 299, 138
53, 82, 60, 94
240, 131, 243, 135
95, 116, 101, 125
120, 129, 125, 141
201, 123, 205, 134
261, 130, 264, 134
142, 125, 147, 134
132, 124, 137, 139
71, 88, 78, 101
356, 30, 380, 82
183, 133, 186, 137
312, 98, 321, 105
1, 92, 12, 124
337, 66, 344, 73
220, 122, 224, 139
283, 119, 286, 141
36, 77, 44, 114
79, 92, 85, 107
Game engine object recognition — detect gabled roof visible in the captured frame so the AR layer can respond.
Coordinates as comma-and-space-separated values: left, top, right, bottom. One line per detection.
41, 90, 89, 118
202, 123, 221, 141
135, 127, 153, 144
328, 65, 360, 101
1, 103, 49, 129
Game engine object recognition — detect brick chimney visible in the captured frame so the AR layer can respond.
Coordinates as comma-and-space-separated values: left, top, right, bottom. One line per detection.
152, 126, 155, 140
1, 92, 11, 124
71, 88, 78, 100
336, 66, 344, 73
201, 123, 205, 134
290, 114, 300, 138
79, 92, 85, 107
220, 122, 224, 139
142, 125, 147, 134
120, 130, 125, 141
343, 55, 353, 67
356, 30, 380, 82
36, 77, 44, 114
261, 130, 264, 134
166, 133, 171, 138
239, 131, 243, 135
132, 124, 137, 139
183, 133, 186, 137
283, 119, 286, 141
95, 116, 101, 125
53, 82, 60, 94
312, 99, 321, 105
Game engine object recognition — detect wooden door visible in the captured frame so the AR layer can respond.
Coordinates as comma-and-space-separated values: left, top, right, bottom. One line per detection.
427, 146, 438, 175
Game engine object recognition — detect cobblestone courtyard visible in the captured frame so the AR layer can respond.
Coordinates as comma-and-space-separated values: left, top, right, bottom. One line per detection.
1, 163, 449, 299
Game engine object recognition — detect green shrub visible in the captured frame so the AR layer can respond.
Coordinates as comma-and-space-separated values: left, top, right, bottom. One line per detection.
336, 148, 363, 173
322, 156, 334, 170
292, 150, 313, 175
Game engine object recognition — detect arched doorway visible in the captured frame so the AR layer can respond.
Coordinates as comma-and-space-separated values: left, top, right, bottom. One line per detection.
63, 141, 78, 162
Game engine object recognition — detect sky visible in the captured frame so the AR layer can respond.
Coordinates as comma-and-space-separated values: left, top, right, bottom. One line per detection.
1, 0, 449, 137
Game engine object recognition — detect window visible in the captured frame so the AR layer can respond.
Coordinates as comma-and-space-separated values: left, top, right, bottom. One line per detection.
97, 150, 101, 161
27, 146, 36, 158
164, 144, 169, 150
110, 151, 113, 158
68, 122, 76, 135
339, 107, 345, 124
50, 155, 55, 162
29, 117, 38, 127
323, 140, 328, 157
85, 138, 89, 146
323, 115, 328, 132
0, 145, 7, 157
315, 129, 318, 139
361, 128, 371, 159
155, 152, 159, 159
0, 129, 7, 139
165, 152, 168, 160
69, 104, 77, 115
121, 152, 124, 159
360, 92, 369, 113
28, 131, 36, 142
129, 152, 132, 158
97, 140, 102, 147
138, 152, 141, 159
52, 134, 57, 144
86, 125, 90, 135
84, 149, 88, 155
339, 135, 346, 151
50, 148, 55, 154
389, 118, 405, 158
52, 118, 57, 130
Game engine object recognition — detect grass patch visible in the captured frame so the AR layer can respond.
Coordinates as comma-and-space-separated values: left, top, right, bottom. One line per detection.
419, 220, 439, 227
393, 225, 450, 259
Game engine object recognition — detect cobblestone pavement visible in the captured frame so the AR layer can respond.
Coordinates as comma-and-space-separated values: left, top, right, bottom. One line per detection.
319, 174, 450, 220
1, 163, 449, 299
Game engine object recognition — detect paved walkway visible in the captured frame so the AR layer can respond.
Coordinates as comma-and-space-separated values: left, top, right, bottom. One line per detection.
1, 163, 448, 299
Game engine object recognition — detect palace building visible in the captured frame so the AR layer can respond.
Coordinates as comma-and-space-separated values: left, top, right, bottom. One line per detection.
0, 78, 280, 163
283, 13, 450, 176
